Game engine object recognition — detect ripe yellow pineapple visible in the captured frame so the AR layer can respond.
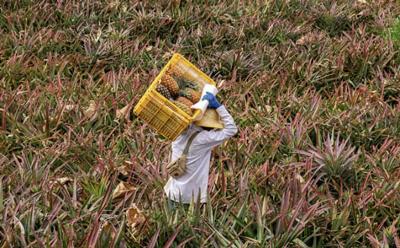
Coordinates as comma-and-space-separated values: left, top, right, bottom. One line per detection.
176, 96, 193, 108
160, 74, 179, 96
173, 100, 192, 116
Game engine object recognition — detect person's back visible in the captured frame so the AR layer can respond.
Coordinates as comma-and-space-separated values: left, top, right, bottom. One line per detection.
164, 93, 237, 204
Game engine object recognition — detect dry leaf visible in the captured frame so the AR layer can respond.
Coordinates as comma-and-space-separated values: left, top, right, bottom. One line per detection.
162, 52, 173, 60
126, 204, 146, 230
116, 104, 130, 120
296, 32, 325, 45
125, 204, 148, 242
296, 35, 308, 45
65, 104, 76, 111
84, 100, 97, 118
295, 174, 305, 184
265, 105, 272, 113
171, 0, 181, 7
49, 177, 73, 189
117, 164, 130, 176
53, 177, 73, 184
112, 182, 136, 199
101, 221, 116, 240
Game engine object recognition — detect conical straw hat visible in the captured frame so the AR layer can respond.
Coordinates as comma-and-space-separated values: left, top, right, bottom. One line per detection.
194, 109, 224, 129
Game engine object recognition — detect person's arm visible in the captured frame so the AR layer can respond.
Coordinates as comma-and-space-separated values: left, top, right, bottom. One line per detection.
196, 105, 237, 148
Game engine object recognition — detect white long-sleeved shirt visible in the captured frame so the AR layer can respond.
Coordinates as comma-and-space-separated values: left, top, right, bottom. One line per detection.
164, 105, 237, 203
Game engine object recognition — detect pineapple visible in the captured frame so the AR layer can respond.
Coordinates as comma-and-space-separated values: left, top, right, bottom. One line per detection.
168, 65, 185, 78
156, 84, 172, 99
160, 74, 179, 96
180, 88, 201, 103
173, 100, 192, 116
176, 96, 193, 108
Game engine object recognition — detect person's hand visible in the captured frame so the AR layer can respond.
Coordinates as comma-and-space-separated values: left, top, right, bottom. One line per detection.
202, 92, 221, 109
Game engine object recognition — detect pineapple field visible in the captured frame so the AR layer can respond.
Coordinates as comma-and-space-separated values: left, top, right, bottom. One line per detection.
1, 0, 400, 247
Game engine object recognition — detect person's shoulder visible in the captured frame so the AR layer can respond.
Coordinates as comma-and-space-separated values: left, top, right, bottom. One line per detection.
193, 129, 217, 142
191, 130, 205, 141
172, 134, 185, 147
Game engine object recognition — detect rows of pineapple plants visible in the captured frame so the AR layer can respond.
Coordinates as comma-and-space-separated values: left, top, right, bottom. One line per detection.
1, 0, 400, 247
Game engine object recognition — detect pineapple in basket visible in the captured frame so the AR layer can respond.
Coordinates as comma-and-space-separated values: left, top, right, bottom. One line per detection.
163, 64, 204, 117
176, 96, 193, 108
174, 96, 194, 116
176, 77, 203, 104
168, 65, 185, 78
180, 88, 201, 103
167, 64, 203, 92
156, 84, 172, 100
173, 100, 192, 116
160, 74, 179, 97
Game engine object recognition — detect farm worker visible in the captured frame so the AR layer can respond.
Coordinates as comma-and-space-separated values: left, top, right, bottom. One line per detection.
164, 92, 237, 205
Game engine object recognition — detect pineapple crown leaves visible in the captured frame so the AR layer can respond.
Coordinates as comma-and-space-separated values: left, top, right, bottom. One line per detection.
179, 87, 196, 95
296, 132, 359, 176
179, 89, 189, 97
176, 77, 199, 91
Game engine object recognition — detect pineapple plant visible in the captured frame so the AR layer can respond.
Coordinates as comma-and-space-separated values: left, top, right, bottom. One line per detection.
160, 74, 179, 97
180, 88, 201, 103
173, 100, 192, 116
176, 96, 193, 108
156, 84, 172, 99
